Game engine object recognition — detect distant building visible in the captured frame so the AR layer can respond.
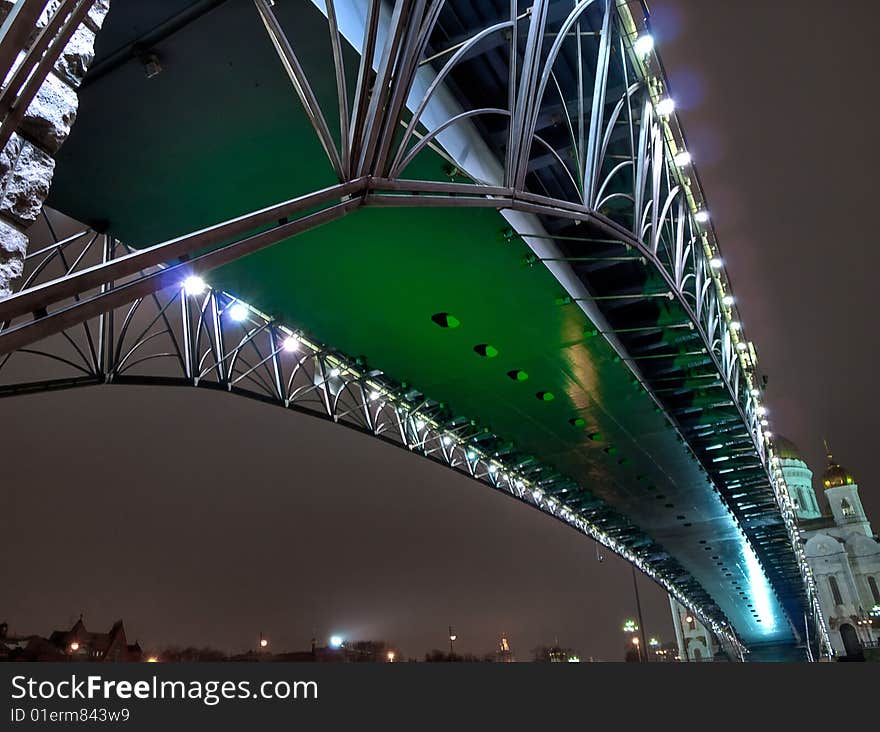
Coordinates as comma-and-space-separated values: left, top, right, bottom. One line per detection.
782, 441, 880, 658
0, 617, 142, 662
669, 600, 718, 661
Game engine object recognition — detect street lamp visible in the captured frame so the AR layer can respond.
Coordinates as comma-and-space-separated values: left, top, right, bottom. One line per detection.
448, 626, 457, 657
329, 635, 344, 650
69, 642, 79, 653
258, 633, 269, 651
387, 650, 396, 662
631, 636, 642, 662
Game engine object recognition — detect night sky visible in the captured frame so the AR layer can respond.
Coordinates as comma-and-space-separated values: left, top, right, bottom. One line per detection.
2, 1, 878, 661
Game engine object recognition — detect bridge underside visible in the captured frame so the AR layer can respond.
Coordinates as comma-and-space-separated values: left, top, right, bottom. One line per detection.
6, 0, 815, 657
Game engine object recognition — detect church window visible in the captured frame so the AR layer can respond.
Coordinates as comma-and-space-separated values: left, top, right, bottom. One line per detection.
693, 648, 702, 660
869, 576, 880, 605
840, 498, 855, 518
828, 576, 843, 606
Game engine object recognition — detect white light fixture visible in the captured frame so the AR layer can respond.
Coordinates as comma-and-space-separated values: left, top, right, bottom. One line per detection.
329, 367, 341, 378
709, 257, 723, 269
694, 210, 710, 223
442, 436, 452, 446
182, 275, 206, 296
532, 490, 542, 501
415, 419, 425, 430
655, 97, 675, 116
282, 335, 299, 352
489, 464, 498, 474
722, 295, 734, 307
329, 635, 344, 649
674, 150, 692, 167
761, 419, 769, 427
730, 321, 742, 331
369, 390, 380, 401
228, 303, 248, 322
750, 388, 760, 397
756, 406, 768, 417
634, 34, 654, 57
736, 342, 747, 352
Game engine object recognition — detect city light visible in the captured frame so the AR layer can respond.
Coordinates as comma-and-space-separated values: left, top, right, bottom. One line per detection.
259, 638, 269, 649
146, 656, 159, 663
69, 642, 79, 652
694, 210, 710, 223
709, 257, 723, 269
622, 619, 638, 633
736, 342, 748, 352
633, 34, 654, 57
282, 335, 299, 352
182, 275, 206, 296
228, 303, 248, 322
730, 321, 742, 331
655, 97, 675, 116
329, 635, 344, 649
722, 294, 735, 306
757, 406, 768, 417
673, 150, 691, 167
387, 650, 396, 662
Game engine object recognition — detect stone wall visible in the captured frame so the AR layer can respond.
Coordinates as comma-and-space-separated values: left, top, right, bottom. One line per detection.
0, 0, 110, 297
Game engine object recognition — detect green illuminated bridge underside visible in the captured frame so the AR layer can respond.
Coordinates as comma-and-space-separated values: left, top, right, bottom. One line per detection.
45, 0, 801, 655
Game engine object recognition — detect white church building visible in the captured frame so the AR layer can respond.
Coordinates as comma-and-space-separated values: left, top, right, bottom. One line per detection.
670, 438, 880, 660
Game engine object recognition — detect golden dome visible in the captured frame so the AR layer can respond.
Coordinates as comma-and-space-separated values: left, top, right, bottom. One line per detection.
773, 435, 804, 462
822, 446, 856, 489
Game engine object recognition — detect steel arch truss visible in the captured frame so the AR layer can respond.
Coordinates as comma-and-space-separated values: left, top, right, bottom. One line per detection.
0, 0, 830, 654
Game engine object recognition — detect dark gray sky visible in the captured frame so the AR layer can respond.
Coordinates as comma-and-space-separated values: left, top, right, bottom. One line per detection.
2, 1, 878, 661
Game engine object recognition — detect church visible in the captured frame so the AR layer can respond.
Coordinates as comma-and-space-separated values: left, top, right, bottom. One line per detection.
670, 439, 880, 660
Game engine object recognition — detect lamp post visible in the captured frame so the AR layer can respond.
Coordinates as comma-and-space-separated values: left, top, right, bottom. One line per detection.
631, 565, 649, 661
448, 626, 457, 658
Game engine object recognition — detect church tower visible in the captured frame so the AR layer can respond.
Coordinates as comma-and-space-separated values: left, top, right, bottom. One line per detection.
821, 446, 871, 536
774, 436, 821, 520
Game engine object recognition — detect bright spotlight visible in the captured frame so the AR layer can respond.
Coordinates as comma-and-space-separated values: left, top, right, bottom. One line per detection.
722, 295, 734, 307
634, 34, 654, 57
182, 275, 206, 296
329, 368, 341, 378
730, 321, 742, 331
329, 635, 344, 649
655, 97, 675, 116
709, 257, 723, 269
282, 335, 299, 352
674, 150, 691, 167
736, 342, 748, 352
228, 303, 248, 322
694, 210, 710, 223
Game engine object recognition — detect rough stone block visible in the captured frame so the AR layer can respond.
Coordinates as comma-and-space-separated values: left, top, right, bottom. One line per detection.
54, 22, 98, 89
88, 0, 111, 31
0, 133, 23, 179
20, 71, 78, 154
0, 217, 27, 260
0, 135, 55, 225
0, 255, 24, 298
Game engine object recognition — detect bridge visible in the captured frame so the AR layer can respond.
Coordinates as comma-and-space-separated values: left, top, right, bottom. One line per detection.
0, 0, 830, 660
